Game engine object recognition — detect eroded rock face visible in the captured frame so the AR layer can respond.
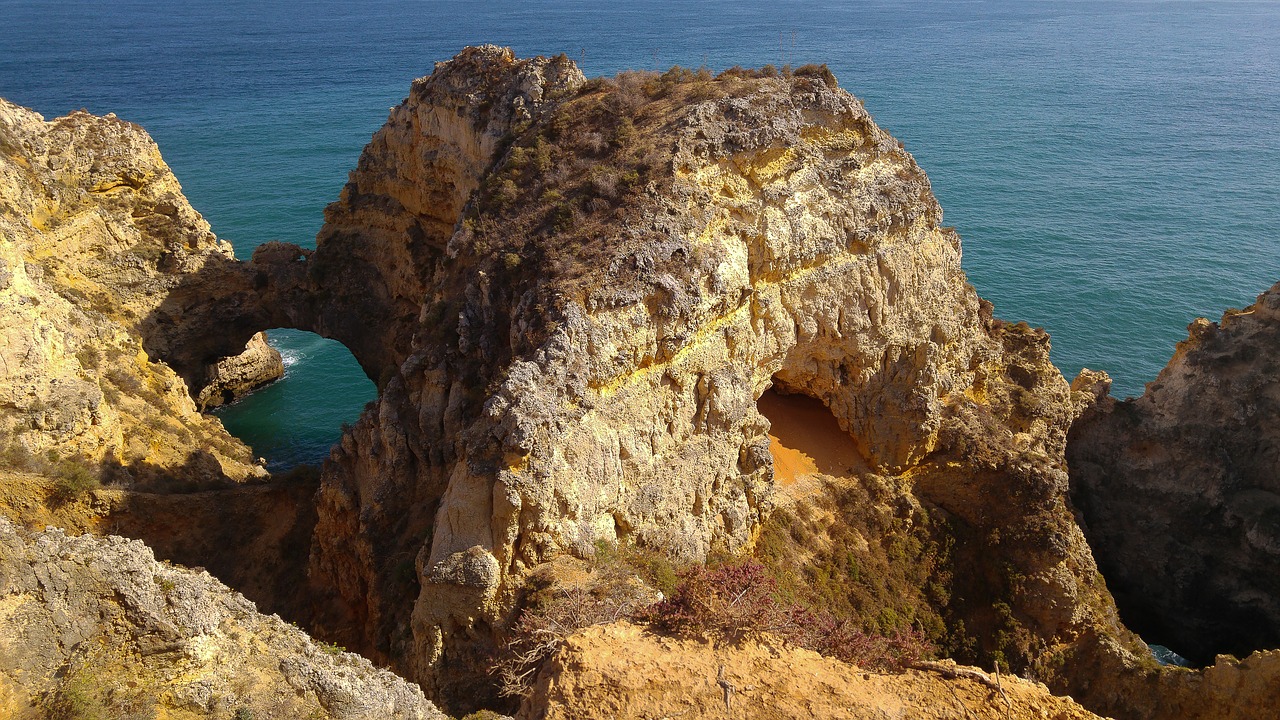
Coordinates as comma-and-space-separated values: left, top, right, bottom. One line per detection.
8, 47, 1273, 720
289, 48, 1133, 703
196, 331, 284, 410
1062, 634, 1280, 720
1068, 282, 1280, 663
0, 98, 278, 478
0, 517, 443, 720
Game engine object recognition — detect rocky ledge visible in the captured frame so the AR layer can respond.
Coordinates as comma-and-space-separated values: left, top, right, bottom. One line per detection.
0, 516, 444, 719
519, 621, 1102, 720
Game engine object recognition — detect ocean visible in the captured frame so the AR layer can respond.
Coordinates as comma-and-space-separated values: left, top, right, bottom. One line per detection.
3, 0, 1277, 469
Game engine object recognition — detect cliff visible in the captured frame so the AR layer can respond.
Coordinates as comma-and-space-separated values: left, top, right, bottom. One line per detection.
0, 98, 280, 482
519, 621, 1103, 720
5, 46, 1279, 720
1068, 282, 1280, 663
259, 47, 1135, 705
0, 516, 444, 719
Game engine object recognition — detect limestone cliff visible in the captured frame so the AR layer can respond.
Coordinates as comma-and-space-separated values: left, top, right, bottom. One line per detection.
11, 47, 1277, 720
0, 516, 444, 719
1068, 281, 1280, 663
0, 98, 279, 480
258, 48, 1135, 704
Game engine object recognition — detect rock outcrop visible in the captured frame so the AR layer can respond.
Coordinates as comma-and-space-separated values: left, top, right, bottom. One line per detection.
519, 621, 1103, 720
0, 98, 279, 479
0, 516, 444, 719
196, 331, 284, 410
10, 47, 1278, 720
1068, 281, 1280, 663
276, 47, 1134, 704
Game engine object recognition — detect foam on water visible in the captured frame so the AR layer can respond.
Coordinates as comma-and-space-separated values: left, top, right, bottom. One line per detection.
277, 346, 303, 370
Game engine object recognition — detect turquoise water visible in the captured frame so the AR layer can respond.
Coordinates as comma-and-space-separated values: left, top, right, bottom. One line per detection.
3, 1, 1277, 468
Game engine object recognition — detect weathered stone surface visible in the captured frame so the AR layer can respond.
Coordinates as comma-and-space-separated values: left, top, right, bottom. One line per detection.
1060, 633, 1280, 720
0, 516, 444, 720
7, 47, 1277, 720
519, 621, 1103, 720
1068, 281, 1280, 663
0, 98, 277, 479
285, 48, 1133, 705
196, 331, 284, 410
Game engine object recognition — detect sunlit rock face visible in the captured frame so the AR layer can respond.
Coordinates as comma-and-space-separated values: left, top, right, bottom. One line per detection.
0, 98, 276, 480
295, 47, 1121, 701
14, 46, 1267, 720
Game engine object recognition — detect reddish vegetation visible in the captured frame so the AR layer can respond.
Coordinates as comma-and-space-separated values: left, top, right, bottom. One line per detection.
643, 560, 934, 671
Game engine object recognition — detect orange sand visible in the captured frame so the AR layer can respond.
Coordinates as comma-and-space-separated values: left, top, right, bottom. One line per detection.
758, 389, 865, 486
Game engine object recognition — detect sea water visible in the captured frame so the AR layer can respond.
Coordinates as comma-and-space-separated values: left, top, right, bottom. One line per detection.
3, 0, 1277, 469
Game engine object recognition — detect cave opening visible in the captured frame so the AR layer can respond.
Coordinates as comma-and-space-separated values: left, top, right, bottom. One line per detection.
756, 383, 868, 487
215, 329, 376, 471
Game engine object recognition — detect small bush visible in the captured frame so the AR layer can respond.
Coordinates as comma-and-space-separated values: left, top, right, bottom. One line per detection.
496, 580, 650, 698
51, 460, 100, 504
44, 671, 107, 720
75, 347, 101, 371
642, 560, 789, 636
154, 575, 176, 595
1, 440, 38, 471
793, 63, 837, 86
105, 368, 142, 394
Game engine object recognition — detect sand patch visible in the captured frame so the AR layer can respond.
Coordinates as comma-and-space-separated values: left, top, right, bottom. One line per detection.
758, 388, 866, 490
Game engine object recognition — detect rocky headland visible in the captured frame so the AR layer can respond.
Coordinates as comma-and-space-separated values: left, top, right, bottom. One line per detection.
1, 46, 1278, 720
1069, 282, 1280, 663
0, 98, 280, 483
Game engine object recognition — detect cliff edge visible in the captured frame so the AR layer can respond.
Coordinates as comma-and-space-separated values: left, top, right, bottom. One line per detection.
1069, 282, 1280, 663
0, 98, 280, 483
0, 516, 443, 719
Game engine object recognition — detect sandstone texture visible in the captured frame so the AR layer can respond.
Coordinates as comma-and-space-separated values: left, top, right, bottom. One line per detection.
1062, 634, 1280, 720
238, 47, 1137, 705
0, 516, 444, 720
6, 46, 1278, 720
1068, 282, 1280, 663
0, 98, 278, 479
519, 621, 1103, 720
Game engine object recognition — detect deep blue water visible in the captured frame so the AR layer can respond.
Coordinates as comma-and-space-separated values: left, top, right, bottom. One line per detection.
3, 0, 1277, 468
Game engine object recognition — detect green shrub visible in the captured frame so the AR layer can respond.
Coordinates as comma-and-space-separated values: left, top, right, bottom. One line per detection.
1, 440, 37, 471
51, 460, 100, 504
44, 672, 108, 720
105, 368, 142, 394
75, 347, 101, 371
